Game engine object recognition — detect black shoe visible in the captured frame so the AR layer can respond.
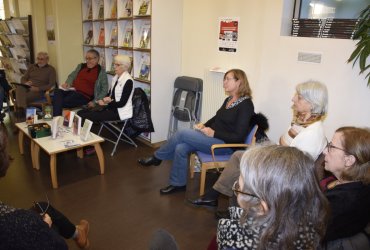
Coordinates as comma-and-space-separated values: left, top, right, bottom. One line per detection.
159, 185, 186, 195
188, 197, 218, 208
215, 210, 230, 220
138, 156, 162, 166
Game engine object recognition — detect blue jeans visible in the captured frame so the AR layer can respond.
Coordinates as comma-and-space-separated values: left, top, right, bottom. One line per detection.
154, 129, 233, 186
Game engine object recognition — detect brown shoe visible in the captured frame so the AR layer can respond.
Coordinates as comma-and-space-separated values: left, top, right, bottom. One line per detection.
75, 220, 90, 249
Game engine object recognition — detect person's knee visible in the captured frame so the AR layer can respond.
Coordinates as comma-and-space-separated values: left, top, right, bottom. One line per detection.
175, 143, 192, 157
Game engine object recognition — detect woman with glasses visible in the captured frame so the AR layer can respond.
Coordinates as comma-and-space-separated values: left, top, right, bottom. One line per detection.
321, 126, 370, 248
0, 125, 90, 249
138, 69, 255, 195
216, 145, 329, 249
190, 81, 328, 209
77, 54, 134, 122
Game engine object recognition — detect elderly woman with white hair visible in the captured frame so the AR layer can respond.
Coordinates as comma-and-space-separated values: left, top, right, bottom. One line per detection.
77, 54, 134, 122
190, 80, 329, 209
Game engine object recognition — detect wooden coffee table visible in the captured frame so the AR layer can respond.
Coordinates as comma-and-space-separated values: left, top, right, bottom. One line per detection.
16, 121, 105, 189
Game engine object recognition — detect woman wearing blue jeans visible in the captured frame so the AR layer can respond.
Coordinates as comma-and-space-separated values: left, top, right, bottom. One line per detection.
138, 69, 255, 194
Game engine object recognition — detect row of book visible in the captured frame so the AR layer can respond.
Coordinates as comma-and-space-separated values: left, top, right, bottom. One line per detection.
0, 19, 27, 35
291, 18, 359, 39
26, 107, 93, 142
84, 21, 150, 49
84, 0, 150, 20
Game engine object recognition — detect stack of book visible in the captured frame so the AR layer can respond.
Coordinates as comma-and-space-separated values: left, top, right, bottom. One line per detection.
321, 19, 359, 39
291, 18, 323, 38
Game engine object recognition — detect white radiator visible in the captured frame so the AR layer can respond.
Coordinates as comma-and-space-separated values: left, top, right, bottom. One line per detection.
201, 69, 227, 122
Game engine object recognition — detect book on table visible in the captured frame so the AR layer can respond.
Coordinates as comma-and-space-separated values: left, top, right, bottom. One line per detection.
43, 105, 53, 120
51, 116, 61, 139
72, 114, 82, 136
26, 107, 37, 125
62, 110, 75, 128
80, 119, 93, 141
139, 22, 150, 49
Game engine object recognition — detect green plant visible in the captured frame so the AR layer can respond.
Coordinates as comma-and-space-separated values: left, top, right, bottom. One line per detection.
347, 5, 370, 87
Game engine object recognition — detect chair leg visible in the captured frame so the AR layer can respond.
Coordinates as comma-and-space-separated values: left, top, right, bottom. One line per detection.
200, 166, 207, 196
189, 154, 195, 179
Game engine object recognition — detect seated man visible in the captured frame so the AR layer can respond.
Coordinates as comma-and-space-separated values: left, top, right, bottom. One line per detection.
15, 52, 56, 113
52, 49, 108, 116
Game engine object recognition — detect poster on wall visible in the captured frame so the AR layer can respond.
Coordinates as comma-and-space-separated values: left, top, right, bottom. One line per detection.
218, 17, 239, 52
46, 16, 55, 43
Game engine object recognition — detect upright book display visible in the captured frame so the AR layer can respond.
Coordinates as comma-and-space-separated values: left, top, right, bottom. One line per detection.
81, 0, 182, 144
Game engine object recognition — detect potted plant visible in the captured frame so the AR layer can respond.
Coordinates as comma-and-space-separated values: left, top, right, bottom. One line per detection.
347, 5, 370, 87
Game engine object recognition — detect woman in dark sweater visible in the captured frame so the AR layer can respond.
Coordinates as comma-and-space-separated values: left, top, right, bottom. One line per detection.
0, 126, 90, 249
322, 126, 370, 248
138, 69, 254, 194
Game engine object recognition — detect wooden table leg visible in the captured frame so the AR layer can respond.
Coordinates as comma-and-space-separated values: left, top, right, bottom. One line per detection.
50, 154, 58, 189
77, 148, 84, 159
18, 130, 24, 155
94, 143, 105, 174
31, 142, 40, 170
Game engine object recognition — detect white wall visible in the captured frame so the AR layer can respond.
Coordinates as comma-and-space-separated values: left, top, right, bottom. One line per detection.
182, 0, 370, 143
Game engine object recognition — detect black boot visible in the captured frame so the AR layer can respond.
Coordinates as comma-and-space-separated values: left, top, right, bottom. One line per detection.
138, 155, 162, 166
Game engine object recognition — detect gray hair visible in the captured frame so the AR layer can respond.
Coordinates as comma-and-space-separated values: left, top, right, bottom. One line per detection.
238, 145, 328, 249
114, 54, 131, 71
296, 81, 328, 116
37, 51, 49, 60
86, 49, 100, 59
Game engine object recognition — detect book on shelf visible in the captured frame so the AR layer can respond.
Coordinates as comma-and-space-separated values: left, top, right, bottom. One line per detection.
26, 107, 37, 125
8, 34, 29, 49
139, 22, 150, 49
0, 34, 12, 47
111, 0, 117, 18
122, 23, 132, 47
98, 25, 105, 45
138, 0, 150, 15
109, 51, 118, 73
9, 47, 28, 60
80, 119, 93, 141
0, 20, 10, 34
86, 0, 93, 19
72, 114, 82, 136
99, 49, 106, 68
0, 46, 12, 57
84, 28, 93, 44
110, 23, 118, 46
9, 19, 25, 35
97, 0, 104, 19
138, 54, 150, 80
43, 105, 53, 120
5, 20, 16, 34
62, 110, 75, 128
124, 0, 133, 17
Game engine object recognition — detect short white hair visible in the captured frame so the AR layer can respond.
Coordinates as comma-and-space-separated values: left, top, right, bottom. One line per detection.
296, 81, 328, 116
114, 55, 131, 71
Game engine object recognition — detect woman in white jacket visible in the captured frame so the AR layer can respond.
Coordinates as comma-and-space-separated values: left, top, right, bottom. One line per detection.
77, 54, 134, 122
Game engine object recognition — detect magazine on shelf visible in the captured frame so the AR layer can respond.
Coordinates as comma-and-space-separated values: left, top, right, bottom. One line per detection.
84, 28, 93, 44
110, 0, 117, 18
9, 19, 25, 34
139, 54, 150, 80
0, 20, 10, 33
5, 20, 16, 34
109, 51, 118, 73
62, 110, 75, 128
0, 46, 12, 57
86, 0, 92, 19
110, 23, 118, 46
124, 0, 133, 17
9, 47, 27, 60
8, 34, 29, 49
99, 49, 105, 68
122, 23, 132, 47
26, 107, 37, 125
0, 34, 12, 47
98, 25, 105, 45
138, 0, 150, 15
97, 0, 104, 19
72, 114, 82, 136
139, 22, 150, 49
80, 119, 93, 141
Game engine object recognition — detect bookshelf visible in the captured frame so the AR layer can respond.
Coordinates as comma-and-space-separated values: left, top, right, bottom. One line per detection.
0, 16, 34, 84
81, 0, 182, 144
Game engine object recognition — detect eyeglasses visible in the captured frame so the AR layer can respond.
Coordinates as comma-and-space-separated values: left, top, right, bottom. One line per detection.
33, 193, 50, 216
85, 57, 97, 61
326, 141, 350, 154
113, 63, 122, 67
232, 181, 259, 199
36, 57, 46, 60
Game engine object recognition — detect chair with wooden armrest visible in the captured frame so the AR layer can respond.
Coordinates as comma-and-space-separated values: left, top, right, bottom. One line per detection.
189, 125, 258, 196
